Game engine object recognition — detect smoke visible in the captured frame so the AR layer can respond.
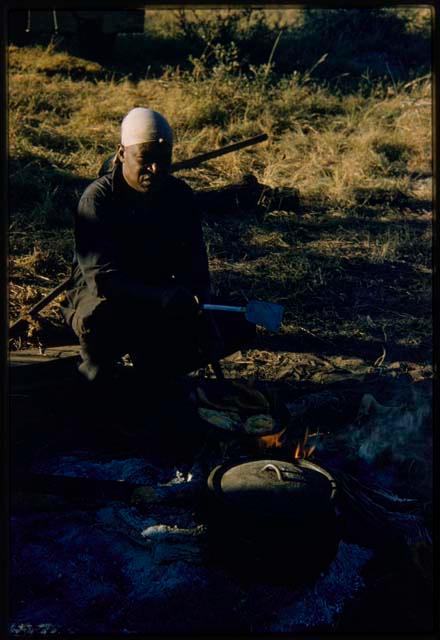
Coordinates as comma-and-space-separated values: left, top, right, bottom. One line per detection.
345, 390, 431, 466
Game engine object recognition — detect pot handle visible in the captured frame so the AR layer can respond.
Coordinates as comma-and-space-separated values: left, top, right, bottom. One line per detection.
261, 463, 283, 481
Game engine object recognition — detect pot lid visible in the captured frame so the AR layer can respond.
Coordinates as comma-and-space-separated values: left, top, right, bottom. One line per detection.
208, 459, 336, 519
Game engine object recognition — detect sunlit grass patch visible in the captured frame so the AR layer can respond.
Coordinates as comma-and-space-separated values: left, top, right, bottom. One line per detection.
8, 42, 104, 76
7, 39, 432, 362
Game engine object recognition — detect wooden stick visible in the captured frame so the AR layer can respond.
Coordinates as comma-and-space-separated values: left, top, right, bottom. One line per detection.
9, 275, 73, 337
170, 133, 268, 172
99, 133, 268, 178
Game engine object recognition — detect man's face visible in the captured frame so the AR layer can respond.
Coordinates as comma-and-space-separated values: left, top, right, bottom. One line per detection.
117, 142, 172, 194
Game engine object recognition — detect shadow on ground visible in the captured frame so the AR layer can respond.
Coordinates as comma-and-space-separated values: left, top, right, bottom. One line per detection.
9, 152, 432, 367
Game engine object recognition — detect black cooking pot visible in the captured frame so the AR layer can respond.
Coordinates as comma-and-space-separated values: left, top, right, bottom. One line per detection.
203, 458, 340, 585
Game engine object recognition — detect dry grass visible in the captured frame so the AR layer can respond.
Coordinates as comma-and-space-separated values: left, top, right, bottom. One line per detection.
7, 15, 432, 366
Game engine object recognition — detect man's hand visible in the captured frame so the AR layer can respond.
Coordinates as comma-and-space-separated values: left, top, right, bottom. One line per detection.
161, 285, 200, 319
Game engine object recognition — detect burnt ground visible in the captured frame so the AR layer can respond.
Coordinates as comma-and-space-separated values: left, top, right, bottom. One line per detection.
8, 339, 434, 634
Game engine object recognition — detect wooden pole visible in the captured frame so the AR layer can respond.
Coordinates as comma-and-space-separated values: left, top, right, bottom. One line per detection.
9, 275, 73, 337
170, 133, 268, 172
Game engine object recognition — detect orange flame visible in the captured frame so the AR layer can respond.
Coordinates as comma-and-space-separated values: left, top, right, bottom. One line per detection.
258, 428, 287, 450
293, 428, 316, 459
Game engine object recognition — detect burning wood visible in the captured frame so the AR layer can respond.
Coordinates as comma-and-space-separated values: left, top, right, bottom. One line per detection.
257, 428, 286, 450
293, 428, 317, 460
256, 425, 321, 457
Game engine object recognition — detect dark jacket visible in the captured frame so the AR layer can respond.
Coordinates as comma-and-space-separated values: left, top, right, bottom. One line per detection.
62, 163, 211, 327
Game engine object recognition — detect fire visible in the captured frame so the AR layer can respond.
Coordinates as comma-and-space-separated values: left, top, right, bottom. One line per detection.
293, 427, 316, 460
256, 426, 318, 459
257, 428, 286, 450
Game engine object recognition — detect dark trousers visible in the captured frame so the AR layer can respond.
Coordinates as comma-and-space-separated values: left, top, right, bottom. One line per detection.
68, 294, 256, 382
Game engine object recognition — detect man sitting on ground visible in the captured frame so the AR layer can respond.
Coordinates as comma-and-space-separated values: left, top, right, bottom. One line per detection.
61, 107, 222, 385
63, 107, 255, 398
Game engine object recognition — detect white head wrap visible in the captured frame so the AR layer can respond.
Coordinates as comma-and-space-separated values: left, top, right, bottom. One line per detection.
121, 108, 173, 148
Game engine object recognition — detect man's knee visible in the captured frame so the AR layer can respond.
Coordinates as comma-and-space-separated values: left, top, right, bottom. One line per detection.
71, 297, 116, 339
